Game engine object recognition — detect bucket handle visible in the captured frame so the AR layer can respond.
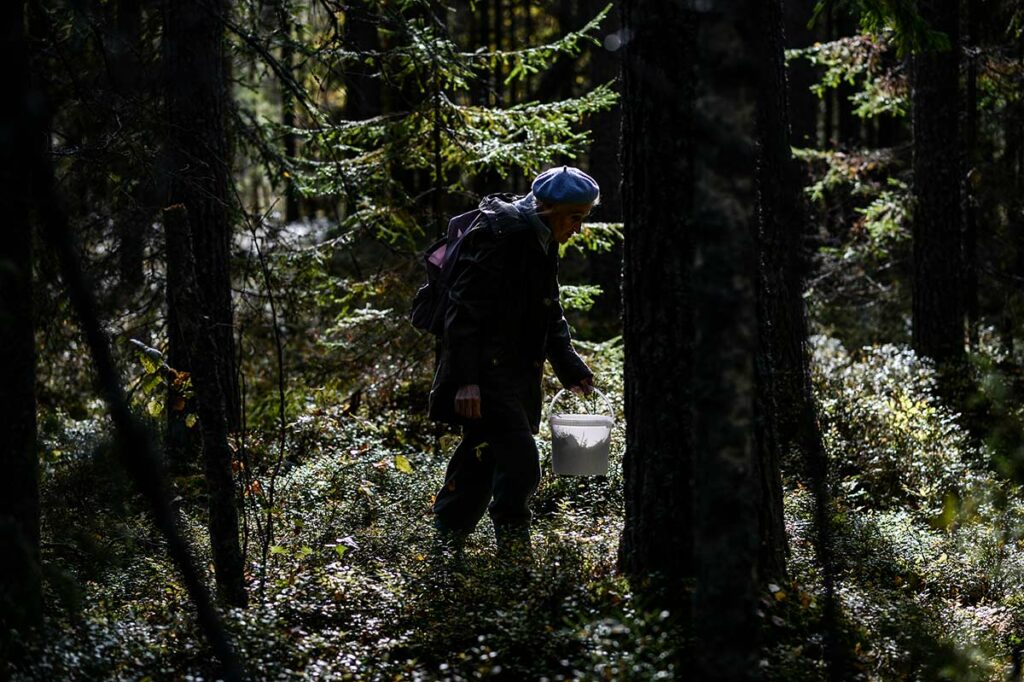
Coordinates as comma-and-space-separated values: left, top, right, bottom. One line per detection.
548, 386, 615, 421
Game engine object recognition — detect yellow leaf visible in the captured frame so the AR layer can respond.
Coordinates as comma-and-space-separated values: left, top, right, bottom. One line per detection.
394, 455, 413, 474
146, 398, 163, 417
139, 353, 159, 374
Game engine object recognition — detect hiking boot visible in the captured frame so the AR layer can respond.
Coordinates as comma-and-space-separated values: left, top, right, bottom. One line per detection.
430, 522, 469, 575
494, 523, 533, 567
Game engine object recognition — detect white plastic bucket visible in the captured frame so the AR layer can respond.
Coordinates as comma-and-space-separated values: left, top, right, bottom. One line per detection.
548, 388, 615, 476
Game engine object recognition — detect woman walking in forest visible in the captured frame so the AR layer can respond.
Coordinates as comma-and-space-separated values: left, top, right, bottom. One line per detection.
428, 166, 599, 562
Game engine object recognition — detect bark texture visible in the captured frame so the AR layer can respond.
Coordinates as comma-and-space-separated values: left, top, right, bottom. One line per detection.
165, 205, 248, 608
619, 1, 773, 672
912, 0, 963, 362
617, 0, 697, 583
750, 4, 840, 669
0, 0, 41, 635
691, 4, 760, 677
750, 0, 823, 583
164, 0, 241, 430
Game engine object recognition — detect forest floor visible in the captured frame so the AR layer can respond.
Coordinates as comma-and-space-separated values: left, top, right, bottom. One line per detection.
8, 334, 1024, 680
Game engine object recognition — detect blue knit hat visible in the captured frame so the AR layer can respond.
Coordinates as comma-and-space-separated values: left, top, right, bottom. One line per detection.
531, 166, 600, 205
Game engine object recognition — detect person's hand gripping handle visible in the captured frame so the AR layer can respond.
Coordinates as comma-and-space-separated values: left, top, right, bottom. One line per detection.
569, 376, 596, 396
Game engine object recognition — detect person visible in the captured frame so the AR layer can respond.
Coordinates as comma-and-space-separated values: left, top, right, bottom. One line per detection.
427, 166, 599, 563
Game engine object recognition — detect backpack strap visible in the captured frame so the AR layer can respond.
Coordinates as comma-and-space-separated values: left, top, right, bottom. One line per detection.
446, 208, 483, 243
478, 193, 533, 238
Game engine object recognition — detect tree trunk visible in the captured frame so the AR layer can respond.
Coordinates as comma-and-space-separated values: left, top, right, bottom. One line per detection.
344, 0, 382, 121
1007, 32, 1024, 355
522, 0, 532, 96
163, 0, 241, 431
279, 2, 300, 223
476, 0, 491, 105
749, 2, 842, 668
584, 0, 623, 219
583, 0, 622, 337
962, 0, 978, 349
508, 0, 517, 103
493, 0, 504, 104
0, 0, 41, 637
751, 0, 811, 584
113, 0, 146, 295
617, 0, 697, 585
911, 0, 963, 362
783, 0, 819, 148
835, 13, 860, 148
822, 4, 834, 148
531, 0, 577, 103
620, 1, 778, 671
690, 6, 761, 677
164, 205, 248, 608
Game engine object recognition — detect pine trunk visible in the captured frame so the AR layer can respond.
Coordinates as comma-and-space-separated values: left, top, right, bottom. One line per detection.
280, 4, 299, 223
344, 0, 382, 121
783, 0, 819, 148
912, 0, 963, 362
164, 0, 241, 431
836, 14, 860, 148
617, 0, 697, 585
962, 0, 979, 349
1009, 52, 1024, 355
583, 0, 622, 336
113, 0, 146, 294
751, 0, 810, 584
0, 0, 41, 635
493, 0, 504, 104
532, 0, 576, 103
165, 205, 248, 608
691, 6, 760, 677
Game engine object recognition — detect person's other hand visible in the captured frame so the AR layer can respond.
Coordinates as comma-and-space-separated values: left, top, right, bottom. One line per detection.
569, 376, 595, 396
455, 384, 482, 419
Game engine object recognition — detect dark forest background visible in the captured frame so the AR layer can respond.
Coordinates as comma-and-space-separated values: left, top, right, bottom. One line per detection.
3, 0, 1024, 679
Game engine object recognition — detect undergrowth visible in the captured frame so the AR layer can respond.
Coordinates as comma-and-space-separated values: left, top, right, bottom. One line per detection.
9, 333, 1024, 680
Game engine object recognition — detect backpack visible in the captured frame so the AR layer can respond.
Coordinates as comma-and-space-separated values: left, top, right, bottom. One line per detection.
409, 207, 485, 336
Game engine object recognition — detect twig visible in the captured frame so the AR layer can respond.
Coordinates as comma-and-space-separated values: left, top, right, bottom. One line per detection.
245, 210, 289, 604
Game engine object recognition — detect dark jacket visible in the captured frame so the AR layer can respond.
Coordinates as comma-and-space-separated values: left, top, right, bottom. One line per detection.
428, 193, 592, 434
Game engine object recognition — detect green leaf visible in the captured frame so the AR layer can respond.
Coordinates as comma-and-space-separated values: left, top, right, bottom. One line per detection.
394, 454, 413, 474
139, 353, 159, 375
334, 544, 348, 558
141, 372, 163, 395
185, 413, 198, 428
269, 545, 287, 556
146, 398, 164, 417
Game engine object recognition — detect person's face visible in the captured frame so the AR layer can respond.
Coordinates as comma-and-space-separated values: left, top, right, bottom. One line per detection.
539, 202, 593, 245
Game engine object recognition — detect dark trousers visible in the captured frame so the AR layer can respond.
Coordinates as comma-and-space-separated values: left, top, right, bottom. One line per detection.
432, 425, 540, 536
